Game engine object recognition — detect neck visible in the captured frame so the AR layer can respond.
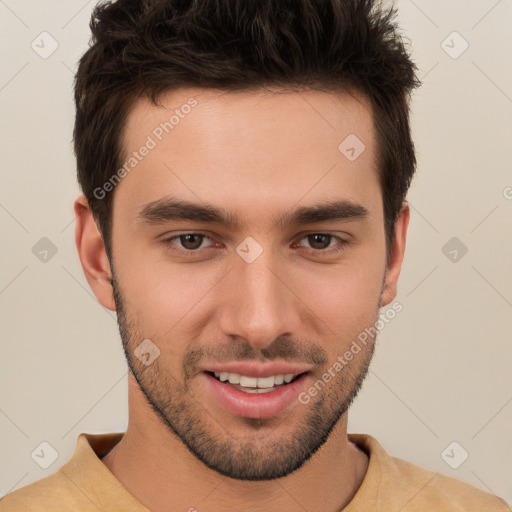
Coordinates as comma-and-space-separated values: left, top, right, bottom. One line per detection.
101, 380, 368, 512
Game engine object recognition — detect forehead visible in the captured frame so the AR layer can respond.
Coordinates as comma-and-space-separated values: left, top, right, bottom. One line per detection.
116, 86, 380, 224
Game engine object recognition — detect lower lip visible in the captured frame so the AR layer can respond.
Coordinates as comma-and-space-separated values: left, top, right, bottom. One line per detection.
203, 372, 309, 419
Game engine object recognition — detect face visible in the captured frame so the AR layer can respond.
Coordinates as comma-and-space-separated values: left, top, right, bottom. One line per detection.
106, 87, 397, 480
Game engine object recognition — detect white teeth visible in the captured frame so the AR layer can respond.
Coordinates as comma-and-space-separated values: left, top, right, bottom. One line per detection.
211, 372, 301, 388
274, 375, 284, 385
227, 373, 240, 385
257, 376, 275, 388
239, 376, 258, 388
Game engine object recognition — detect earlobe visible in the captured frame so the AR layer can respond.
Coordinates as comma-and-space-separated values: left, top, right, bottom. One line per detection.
74, 195, 116, 311
380, 202, 410, 307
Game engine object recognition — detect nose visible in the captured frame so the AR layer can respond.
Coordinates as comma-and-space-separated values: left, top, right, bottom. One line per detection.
218, 249, 301, 350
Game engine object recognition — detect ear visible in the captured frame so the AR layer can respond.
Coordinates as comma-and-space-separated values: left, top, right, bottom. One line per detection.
74, 195, 115, 311
380, 202, 410, 307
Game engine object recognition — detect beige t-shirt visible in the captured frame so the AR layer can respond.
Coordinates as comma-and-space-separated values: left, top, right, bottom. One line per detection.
1, 432, 509, 511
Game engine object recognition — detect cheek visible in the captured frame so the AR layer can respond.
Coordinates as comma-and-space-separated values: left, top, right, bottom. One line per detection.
290, 255, 384, 340
115, 245, 224, 336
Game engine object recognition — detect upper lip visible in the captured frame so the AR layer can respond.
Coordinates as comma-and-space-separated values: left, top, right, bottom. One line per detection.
201, 362, 312, 378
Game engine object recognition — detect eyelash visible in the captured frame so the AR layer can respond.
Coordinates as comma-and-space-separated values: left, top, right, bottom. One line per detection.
161, 232, 350, 256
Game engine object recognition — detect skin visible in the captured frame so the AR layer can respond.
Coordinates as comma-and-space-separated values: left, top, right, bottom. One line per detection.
74, 86, 409, 512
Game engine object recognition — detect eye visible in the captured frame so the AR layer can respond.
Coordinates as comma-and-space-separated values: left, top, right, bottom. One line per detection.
162, 233, 215, 252
295, 233, 349, 253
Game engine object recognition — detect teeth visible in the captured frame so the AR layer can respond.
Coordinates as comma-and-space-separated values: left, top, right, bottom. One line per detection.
256, 376, 275, 388
227, 373, 240, 385
274, 375, 284, 385
240, 376, 258, 388
212, 372, 301, 388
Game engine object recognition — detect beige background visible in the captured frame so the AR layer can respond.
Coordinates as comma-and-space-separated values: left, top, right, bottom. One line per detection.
1, 0, 511, 505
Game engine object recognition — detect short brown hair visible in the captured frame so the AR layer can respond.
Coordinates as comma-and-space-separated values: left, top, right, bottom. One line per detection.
74, 0, 421, 262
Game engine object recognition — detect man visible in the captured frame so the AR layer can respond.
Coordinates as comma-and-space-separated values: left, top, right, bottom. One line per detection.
1, 0, 509, 510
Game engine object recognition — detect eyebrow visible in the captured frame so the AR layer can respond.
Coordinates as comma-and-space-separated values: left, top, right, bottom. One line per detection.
137, 196, 369, 230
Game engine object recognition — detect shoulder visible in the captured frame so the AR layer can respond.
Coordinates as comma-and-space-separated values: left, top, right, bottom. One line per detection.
0, 470, 91, 512
348, 433, 511, 512
391, 455, 510, 511
1, 432, 146, 512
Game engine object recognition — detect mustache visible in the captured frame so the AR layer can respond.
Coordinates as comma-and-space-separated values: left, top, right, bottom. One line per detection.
184, 335, 329, 375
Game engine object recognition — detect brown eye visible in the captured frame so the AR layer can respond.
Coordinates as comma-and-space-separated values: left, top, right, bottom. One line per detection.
295, 233, 350, 255
306, 233, 333, 249
178, 234, 205, 250
161, 232, 221, 256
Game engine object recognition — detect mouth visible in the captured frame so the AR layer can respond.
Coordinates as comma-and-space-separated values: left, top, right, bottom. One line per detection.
206, 371, 306, 394
202, 370, 310, 419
